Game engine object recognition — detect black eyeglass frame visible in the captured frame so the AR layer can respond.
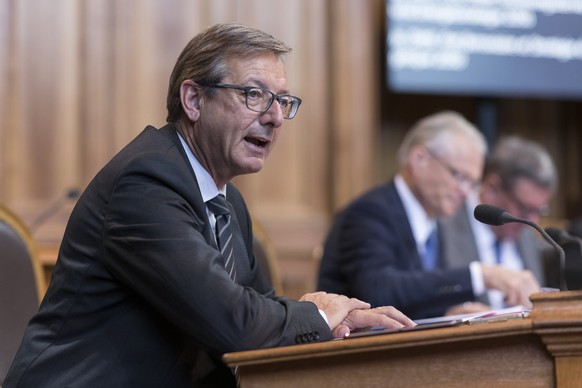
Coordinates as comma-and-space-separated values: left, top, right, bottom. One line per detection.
501, 185, 550, 219
196, 82, 302, 120
426, 148, 481, 192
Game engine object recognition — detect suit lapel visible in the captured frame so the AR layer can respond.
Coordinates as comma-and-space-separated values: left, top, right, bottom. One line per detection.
160, 125, 253, 283
158, 124, 217, 248
439, 203, 480, 269
387, 182, 424, 270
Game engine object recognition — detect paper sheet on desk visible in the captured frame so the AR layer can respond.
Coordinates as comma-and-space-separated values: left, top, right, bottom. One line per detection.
413, 286, 560, 325
345, 304, 539, 339
460, 287, 558, 324
414, 305, 530, 326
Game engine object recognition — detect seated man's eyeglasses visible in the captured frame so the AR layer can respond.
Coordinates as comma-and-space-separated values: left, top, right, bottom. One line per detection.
426, 148, 480, 192
197, 82, 302, 120
503, 186, 549, 219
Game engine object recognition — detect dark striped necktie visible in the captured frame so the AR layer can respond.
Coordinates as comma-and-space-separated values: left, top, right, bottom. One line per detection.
207, 194, 236, 282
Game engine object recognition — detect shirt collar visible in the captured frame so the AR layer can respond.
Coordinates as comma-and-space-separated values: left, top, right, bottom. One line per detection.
466, 192, 497, 254
177, 132, 226, 202
395, 174, 436, 245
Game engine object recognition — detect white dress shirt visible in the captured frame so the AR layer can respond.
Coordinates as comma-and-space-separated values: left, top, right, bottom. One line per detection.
394, 175, 437, 263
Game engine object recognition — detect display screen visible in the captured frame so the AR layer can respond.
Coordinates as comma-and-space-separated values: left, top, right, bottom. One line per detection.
387, 0, 582, 99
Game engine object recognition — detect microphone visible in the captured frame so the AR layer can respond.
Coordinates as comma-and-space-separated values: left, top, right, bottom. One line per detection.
474, 204, 567, 291
29, 188, 81, 233
473, 204, 515, 226
545, 227, 582, 245
545, 227, 582, 290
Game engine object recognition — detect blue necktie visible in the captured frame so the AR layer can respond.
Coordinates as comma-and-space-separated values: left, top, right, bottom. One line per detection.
494, 239, 503, 265
207, 194, 236, 282
422, 228, 438, 270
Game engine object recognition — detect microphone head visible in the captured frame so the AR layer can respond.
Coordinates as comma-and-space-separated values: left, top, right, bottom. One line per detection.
473, 204, 514, 226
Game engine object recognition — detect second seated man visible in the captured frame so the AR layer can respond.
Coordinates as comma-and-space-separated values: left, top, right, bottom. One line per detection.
440, 135, 557, 310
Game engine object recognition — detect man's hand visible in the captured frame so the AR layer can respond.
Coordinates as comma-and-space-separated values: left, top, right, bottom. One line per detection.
300, 291, 370, 330
332, 306, 416, 338
300, 292, 415, 338
481, 264, 540, 308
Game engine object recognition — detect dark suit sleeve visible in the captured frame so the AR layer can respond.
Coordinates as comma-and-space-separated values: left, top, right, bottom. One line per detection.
102, 151, 331, 353
320, 184, 474, 319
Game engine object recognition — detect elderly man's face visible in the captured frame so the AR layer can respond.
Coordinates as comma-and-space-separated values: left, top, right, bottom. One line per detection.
194, 53, 288, 185
414, 135, 484, 218
485, 176, 552, 240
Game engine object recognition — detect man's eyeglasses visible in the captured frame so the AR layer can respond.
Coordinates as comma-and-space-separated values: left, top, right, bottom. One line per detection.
503, 187, 549, 219
197, 82, 302, 120
426, 149, 480, 191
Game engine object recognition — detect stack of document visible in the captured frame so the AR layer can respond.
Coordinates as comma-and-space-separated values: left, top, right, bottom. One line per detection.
346, 305, 530, 339
415, 305, 530, 326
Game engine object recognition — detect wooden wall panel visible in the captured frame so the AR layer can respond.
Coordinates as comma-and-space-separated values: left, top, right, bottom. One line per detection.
5, 1, 82, 213
329, 0, 381, 211
81, 0, 122, 179
0, 0, 11, 190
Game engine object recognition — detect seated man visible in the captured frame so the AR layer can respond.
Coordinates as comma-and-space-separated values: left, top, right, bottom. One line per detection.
441, 136, 557, 310
318, 111, 539, 319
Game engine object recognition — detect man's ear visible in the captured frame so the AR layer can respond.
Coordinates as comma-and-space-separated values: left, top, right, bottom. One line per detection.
409, 145, 430, 172
180, 80, 201, 121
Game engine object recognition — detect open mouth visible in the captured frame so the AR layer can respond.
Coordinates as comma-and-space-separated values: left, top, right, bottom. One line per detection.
245, 136, 269, 148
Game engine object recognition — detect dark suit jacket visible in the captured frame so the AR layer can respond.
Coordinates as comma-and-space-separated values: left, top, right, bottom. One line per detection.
317, 181, 473, 319
5, 125, 331, 388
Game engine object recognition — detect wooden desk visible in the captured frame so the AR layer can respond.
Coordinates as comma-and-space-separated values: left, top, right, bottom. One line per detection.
224, 291, 582, 388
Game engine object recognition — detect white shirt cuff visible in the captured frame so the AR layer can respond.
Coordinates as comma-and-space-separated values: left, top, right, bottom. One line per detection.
318, 309, 329, 325
470, 261, 485, 296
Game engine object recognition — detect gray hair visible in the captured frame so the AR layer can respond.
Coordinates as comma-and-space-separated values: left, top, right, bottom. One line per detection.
396, 110, 488, 167
485, 135, 558, 193
166, 23, 292, 122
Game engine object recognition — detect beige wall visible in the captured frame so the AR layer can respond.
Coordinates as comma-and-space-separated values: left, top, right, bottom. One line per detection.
2, 0, 581, 298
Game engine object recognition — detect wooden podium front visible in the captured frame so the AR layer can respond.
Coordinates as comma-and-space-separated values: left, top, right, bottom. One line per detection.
223, 291, 582, 388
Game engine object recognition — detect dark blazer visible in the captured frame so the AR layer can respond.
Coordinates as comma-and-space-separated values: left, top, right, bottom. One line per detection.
317, 181, 473, 320
5, 125, 331, 388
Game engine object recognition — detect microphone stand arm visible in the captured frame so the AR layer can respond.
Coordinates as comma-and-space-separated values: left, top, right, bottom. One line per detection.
521, 218, 567, 291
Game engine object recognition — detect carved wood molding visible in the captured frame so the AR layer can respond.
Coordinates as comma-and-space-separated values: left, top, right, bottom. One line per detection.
530, 291, 582, 386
